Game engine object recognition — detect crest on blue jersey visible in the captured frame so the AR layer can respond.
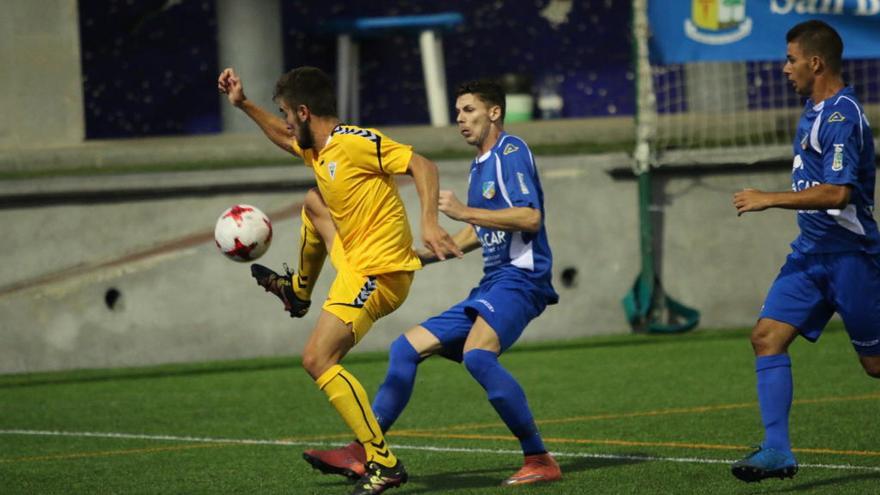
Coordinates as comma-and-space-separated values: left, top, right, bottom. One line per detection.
328, 161, 337, 179
482, 181, 496, 199
800, 133, 808, 150
503, 143, 519, 155
827, 112, 846, 123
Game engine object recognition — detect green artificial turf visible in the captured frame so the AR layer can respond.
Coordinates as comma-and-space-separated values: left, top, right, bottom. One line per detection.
1, 327, 878, 494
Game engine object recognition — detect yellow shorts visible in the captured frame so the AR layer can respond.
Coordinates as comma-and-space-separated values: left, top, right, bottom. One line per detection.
324, 235, 414, 343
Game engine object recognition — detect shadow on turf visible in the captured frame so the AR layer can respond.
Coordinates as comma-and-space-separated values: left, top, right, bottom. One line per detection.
346, 454, 647, 493
761, 472, 880, 493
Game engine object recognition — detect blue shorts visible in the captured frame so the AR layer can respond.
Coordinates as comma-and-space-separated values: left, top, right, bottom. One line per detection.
760, 250, 880, 356
420, 278, 548, 362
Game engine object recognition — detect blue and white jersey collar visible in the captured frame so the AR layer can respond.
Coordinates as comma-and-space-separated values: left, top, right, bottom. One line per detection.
474, 132, 508, 164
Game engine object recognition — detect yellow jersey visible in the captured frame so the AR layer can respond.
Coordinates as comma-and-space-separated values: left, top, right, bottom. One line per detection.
292, 124, 422, 275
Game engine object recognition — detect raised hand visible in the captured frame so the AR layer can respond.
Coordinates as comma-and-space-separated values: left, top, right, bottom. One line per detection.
217, 67, 246, 107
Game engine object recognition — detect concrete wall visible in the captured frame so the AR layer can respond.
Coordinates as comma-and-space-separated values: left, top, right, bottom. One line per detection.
0, 152, 846, 374
0, 0, 84, 148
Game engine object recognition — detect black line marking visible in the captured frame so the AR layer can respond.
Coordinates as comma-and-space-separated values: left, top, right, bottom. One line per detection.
335, 371, 377, 439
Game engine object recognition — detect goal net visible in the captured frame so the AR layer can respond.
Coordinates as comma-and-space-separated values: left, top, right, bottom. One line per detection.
637, 0, 880, 167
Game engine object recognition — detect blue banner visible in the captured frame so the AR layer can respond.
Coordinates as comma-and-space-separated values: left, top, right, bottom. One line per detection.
649, 0, 880, 64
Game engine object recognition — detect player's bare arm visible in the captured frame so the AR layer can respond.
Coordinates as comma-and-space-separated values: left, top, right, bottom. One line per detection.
439, 190, 541, 232
217, 67, 295, 155
406, 153, 464, 261
733, 184, 851, 216
416, 226, 480, 265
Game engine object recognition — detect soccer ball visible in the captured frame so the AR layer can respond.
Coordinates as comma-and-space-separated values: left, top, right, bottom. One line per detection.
214, 204, 272, 262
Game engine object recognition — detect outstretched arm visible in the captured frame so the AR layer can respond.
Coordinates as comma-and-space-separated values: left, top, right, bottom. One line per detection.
733, 184, 851, 216
438, 190, 541, 233
217, 67, 295, 155
417, 226, 480, 265
406, 153, 465, 261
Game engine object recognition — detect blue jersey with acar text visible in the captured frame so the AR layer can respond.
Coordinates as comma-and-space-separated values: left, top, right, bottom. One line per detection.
466, 133, 558, 304
790, 86, 880, 254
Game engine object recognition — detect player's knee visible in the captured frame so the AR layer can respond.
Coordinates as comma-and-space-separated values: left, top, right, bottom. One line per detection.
382, 337, 418, 381
301, 351, 332, 379
749, 330, 769, 355
463, 349, 497, 381
389, 336, 420, 366
862, 361, 880, 379
750, 325, 784, 355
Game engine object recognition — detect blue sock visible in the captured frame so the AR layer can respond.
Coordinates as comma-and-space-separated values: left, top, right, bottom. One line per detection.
463, 349, 546, 456
372, 335, 421, 432
755, 354, 793, 453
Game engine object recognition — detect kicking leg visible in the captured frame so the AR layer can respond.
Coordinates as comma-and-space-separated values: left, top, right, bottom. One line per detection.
294, 187, 334, 300
462, 317, 560, 486
251, 188, 333, 317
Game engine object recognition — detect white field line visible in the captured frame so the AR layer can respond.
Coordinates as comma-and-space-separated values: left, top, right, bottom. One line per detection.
1, 429, 879, 473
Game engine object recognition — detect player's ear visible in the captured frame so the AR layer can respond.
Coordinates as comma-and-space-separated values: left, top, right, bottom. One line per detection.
810, 55, 824, 75
297, 104, 310, 122
489, 104, 502, 123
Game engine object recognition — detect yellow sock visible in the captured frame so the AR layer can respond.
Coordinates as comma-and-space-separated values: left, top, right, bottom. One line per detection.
316, 365, 398, 468
294, 208, 326, 301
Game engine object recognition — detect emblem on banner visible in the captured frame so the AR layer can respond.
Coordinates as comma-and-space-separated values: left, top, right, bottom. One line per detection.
685, 0, 752, 45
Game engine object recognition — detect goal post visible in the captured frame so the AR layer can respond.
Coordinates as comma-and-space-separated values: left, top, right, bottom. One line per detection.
623, 1, 880, 333
622, 0, 700, 334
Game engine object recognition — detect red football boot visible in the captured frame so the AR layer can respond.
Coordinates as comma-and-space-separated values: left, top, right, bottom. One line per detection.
502, 453, 562, 486
303, 441, 367, 480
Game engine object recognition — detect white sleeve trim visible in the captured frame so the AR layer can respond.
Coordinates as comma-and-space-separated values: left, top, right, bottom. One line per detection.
494, 154, 514, 208
810, 110, 823, 154
834, 95, 865, 151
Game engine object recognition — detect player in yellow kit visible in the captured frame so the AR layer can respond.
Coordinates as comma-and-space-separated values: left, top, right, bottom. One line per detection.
218, 66, 461, 495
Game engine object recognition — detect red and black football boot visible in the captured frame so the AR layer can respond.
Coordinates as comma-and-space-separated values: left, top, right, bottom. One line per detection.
302, 441, 366, 480
250, 263, 311, 318
350, 460, 408, 495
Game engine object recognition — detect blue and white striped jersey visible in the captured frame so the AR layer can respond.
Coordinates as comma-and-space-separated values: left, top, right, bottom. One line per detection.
791, 86, 879, 254
466, 133, 559, 304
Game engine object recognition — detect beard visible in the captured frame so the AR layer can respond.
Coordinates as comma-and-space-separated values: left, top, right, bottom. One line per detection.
296, 116, 316, 149
796, 82, 812, 97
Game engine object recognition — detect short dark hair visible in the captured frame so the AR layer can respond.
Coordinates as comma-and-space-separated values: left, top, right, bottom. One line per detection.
273, 66, 337, 117
786, 20, 843, 74
455, 79, 506, 122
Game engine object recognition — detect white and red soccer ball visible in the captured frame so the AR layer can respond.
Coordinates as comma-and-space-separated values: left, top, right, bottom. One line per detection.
214, 204, 272, 262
